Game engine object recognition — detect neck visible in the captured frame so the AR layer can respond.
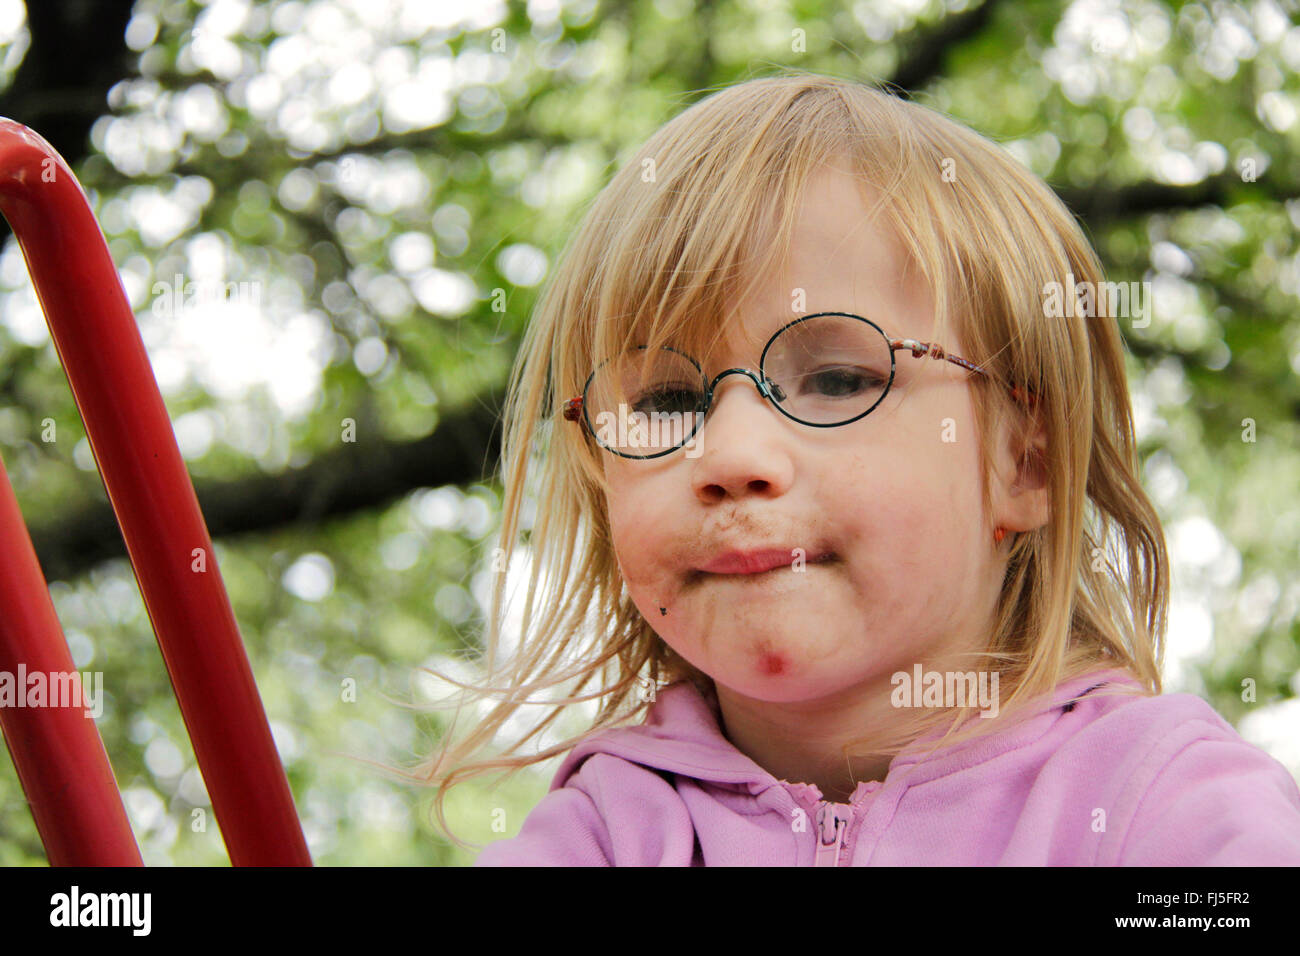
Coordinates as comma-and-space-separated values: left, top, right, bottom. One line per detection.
712, 630, 996, 803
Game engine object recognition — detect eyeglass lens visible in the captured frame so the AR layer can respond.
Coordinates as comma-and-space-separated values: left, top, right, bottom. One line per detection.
584, 313, 893, 455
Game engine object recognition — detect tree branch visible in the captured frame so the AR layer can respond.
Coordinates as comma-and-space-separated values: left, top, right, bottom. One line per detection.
0, 0, 137, 245
28, 387, 507, 583
1053, 172, 1290, 226
887, 0, 1002, 97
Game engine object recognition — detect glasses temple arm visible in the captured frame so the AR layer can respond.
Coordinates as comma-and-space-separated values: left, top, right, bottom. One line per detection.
889, 338, 1037, 404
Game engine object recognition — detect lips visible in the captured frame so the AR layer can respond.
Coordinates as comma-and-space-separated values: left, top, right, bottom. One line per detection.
697, 548, 834, 575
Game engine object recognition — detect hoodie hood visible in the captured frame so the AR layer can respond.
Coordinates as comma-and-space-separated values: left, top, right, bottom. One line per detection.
547, 667, 1142, 810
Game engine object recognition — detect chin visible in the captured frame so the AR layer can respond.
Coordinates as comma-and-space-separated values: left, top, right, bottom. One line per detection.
712, 660, 825, 703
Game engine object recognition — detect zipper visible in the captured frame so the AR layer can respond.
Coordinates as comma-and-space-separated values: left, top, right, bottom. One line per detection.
814, 801, 853, 867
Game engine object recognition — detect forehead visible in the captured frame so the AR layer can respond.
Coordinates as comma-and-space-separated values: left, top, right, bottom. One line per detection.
708, 162, 936, 363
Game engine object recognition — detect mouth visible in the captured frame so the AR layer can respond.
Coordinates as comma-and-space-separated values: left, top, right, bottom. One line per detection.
690, 549, 836, 580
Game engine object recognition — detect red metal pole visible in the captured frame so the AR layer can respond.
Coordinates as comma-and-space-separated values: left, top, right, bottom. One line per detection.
0, 119, 311, 866
0, 453, 143, 865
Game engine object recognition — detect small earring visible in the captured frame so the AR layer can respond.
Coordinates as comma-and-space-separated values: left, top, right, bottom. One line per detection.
994, 527, 1007, 545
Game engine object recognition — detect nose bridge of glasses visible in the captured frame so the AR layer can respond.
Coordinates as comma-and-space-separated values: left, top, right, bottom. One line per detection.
706, 366, 778, 405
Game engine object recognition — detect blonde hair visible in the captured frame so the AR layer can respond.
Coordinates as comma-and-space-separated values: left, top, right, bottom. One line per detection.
394, 69, 1169, 852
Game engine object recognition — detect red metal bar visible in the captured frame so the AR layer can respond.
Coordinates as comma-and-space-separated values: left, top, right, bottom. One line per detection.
0, 453, 143, 865
0, 119, 311, 866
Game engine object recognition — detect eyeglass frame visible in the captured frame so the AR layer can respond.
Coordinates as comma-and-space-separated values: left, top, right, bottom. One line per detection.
561, 310, 1037, 459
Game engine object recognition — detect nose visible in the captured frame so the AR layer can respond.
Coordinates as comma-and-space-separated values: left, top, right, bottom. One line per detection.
690, 370, 794, 503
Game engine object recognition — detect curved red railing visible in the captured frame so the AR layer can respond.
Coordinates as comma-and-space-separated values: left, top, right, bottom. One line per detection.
0, 119, 311, 866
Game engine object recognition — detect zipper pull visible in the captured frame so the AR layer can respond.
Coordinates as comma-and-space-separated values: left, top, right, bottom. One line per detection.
814, 803, 850, 867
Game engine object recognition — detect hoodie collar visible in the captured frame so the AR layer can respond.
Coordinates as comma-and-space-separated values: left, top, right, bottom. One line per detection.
549, 666, 1143, 799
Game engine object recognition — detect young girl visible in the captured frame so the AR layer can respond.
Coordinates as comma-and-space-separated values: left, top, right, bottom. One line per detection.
407, 71, 1300, 865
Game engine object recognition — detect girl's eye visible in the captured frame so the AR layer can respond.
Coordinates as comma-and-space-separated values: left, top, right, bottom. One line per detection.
800, 366, 887, 398
632, 384, 701, 416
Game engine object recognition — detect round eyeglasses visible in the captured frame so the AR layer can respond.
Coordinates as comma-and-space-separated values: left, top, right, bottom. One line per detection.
562, 311, 1033, 459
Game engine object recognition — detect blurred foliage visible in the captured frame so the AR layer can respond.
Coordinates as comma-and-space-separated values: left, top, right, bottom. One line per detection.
1, 0, 1299, 864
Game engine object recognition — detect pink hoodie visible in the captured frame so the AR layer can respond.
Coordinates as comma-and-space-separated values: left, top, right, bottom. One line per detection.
474, 667, 1300, 865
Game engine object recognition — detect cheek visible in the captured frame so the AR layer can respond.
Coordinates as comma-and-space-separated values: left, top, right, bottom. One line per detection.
604, 479, 678, 590
603, 476, 721, 646
838, 418, 983, 567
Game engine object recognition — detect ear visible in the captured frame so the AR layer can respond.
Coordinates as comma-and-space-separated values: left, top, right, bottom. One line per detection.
990, 403, 1049, 536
